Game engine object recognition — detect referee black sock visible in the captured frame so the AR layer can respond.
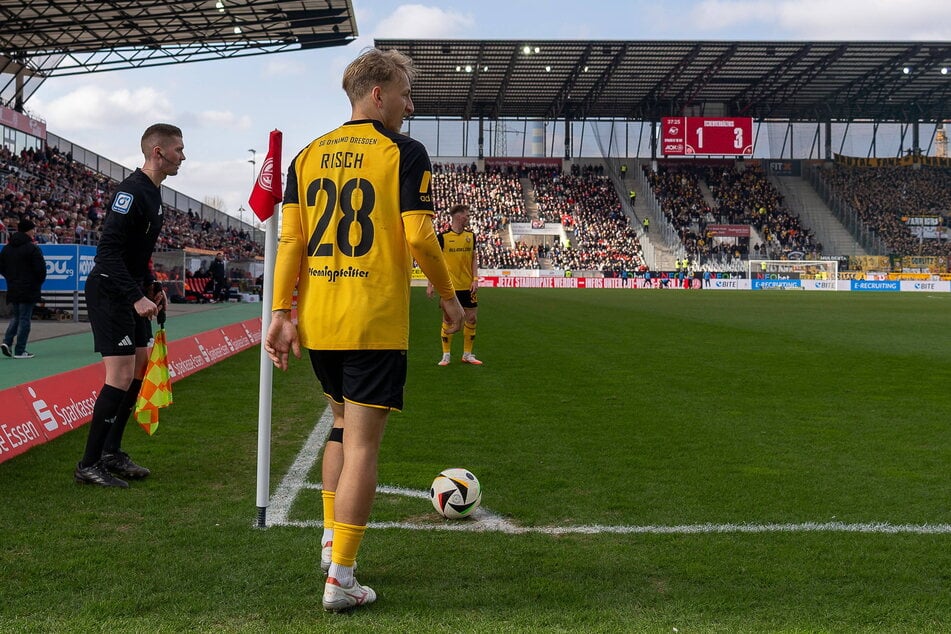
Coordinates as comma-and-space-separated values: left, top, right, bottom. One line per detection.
79, 384, 127, 468
104, 379, 142, 454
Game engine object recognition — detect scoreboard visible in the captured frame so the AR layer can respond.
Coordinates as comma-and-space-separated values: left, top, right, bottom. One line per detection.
661, 117, 753, 156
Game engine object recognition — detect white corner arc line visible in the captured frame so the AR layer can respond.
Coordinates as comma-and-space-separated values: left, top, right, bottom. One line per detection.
265, 408, 951, 536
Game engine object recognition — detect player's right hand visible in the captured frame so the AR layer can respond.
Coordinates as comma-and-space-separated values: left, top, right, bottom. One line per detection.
265, 312, 300, 371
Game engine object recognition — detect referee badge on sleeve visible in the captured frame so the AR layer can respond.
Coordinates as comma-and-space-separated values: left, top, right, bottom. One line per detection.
112, 192, 134, 214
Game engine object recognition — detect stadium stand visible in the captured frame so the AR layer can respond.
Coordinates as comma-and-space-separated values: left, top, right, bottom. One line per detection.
816, 165, 951, 257
643, 163, 821, 267
431, 162, 645, 274
529, 166, 644, 273
0, 145, 263, 260
10, 140, 947, 283
705, 164, 821, 260
431, 162, 539, 269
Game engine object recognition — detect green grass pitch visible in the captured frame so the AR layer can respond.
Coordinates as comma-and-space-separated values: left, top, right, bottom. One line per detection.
1, 288, 949, 632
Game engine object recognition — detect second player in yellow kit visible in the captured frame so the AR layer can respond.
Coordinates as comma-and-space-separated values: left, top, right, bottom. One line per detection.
428, 203, 483, 365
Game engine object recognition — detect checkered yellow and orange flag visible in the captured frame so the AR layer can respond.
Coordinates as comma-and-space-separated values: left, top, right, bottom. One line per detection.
135, 324, 173, 435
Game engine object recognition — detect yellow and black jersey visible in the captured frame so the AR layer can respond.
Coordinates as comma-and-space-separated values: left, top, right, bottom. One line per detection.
274, 119, 434, 350
437, 229, 476, 291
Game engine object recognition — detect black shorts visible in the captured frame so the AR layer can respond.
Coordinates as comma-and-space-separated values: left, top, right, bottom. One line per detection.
456, 289, 478, 309
85, 272, 152, 357
308, 349, 407, 412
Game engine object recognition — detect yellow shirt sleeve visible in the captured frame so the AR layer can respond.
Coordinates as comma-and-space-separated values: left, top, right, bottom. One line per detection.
403, 212, 454, 300
271, 201, 304, 312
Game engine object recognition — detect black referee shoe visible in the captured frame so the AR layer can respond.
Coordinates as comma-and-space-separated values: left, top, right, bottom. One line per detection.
74, 461, 129, 488
101, 451, 151, 479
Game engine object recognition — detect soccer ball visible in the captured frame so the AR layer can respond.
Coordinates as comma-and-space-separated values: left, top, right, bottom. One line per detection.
430, 468, 482, 519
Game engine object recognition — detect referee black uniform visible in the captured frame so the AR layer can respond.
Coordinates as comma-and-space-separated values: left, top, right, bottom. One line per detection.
75, 122, 183, 489
85, 168, 164, 355
76, 167, 165, 487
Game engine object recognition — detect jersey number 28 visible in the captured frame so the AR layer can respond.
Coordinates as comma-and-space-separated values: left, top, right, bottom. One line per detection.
306, 177, 376, 257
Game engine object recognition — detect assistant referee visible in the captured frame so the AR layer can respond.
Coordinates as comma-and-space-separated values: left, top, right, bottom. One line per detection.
74, 123, 184, 488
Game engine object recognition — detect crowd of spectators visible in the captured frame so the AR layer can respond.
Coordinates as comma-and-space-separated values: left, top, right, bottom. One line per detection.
530, 165, 644, 273
817, 164, 951, 256
1, 145, 111, 246
14, 140, 949, 280
1, 145, 263, 261
706, 164, 820, 259
431, 162, 537, 268
429, 162, 643, 273
156, 209, 262, 260
643, 164, 718, 265
644, 163, 821, 265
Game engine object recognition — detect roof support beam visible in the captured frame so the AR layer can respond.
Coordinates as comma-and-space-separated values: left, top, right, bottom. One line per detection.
574, 43, 629, 120
547, 43, 594, 119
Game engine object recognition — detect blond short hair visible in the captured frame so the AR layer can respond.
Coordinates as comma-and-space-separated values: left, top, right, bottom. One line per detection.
342, 48, 417, 104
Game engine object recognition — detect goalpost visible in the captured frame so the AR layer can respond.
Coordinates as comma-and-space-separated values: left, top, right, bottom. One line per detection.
747, 260, 839, 290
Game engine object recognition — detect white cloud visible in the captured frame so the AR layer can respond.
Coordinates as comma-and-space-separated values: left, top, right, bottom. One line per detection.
173, 158, 263, 220
195, 110, 252, 130
30, 84, 173, 132
777, 0, 951, 39
691, 0, 951, 39
373, 4, 475, 38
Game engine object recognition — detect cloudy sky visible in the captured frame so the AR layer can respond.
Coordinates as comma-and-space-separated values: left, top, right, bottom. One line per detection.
27, 0, 951, 223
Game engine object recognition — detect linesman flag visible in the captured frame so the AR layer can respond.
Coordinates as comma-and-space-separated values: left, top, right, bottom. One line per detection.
135, 318, 173, 436
249, 129, 283, 221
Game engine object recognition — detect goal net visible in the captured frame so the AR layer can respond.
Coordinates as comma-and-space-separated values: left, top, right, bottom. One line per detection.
747, 259, 839, 290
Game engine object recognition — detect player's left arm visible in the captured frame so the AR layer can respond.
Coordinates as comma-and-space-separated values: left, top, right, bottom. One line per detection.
405, 213, 453, 300
404, 213, 463, 333
426, 230, 445, 300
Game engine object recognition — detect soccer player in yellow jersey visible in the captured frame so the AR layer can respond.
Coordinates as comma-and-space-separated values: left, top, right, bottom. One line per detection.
427, 204, 482, 365
264, 48, 464, 612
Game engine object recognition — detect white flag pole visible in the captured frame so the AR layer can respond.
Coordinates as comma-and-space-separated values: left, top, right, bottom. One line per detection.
255, 206, 279, 527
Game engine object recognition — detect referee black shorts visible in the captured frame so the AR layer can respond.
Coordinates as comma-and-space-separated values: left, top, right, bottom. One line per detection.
308, 349, 407, 412
456, 289, 478, 309
85, 271, 152, 357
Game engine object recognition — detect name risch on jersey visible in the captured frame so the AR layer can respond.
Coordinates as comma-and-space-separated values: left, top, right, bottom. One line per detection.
317, 136, 377, 167
309, 265, 370, 284
320, 151, 365, 169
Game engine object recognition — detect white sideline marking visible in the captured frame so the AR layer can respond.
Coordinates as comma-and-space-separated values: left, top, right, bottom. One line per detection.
266, 407, 334, 526
267, 408, 951, 536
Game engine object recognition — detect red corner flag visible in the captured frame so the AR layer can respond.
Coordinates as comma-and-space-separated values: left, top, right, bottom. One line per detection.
249, 129, 283, 221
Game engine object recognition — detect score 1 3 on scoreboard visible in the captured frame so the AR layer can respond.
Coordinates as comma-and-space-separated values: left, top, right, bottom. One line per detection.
661, 117, 753, 156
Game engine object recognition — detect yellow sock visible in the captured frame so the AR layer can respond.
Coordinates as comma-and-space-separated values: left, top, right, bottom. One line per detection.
441, 324, 453, 354
322, 490, 335, 532
331, 521, 366, 567
463, 322, 476, 355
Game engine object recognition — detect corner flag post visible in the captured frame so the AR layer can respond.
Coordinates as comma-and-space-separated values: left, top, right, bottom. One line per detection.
249, 129, 283, 528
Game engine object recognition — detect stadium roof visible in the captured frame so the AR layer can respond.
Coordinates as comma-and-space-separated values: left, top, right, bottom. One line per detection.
375, 39, 951, 123
0, 0, 357, 109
